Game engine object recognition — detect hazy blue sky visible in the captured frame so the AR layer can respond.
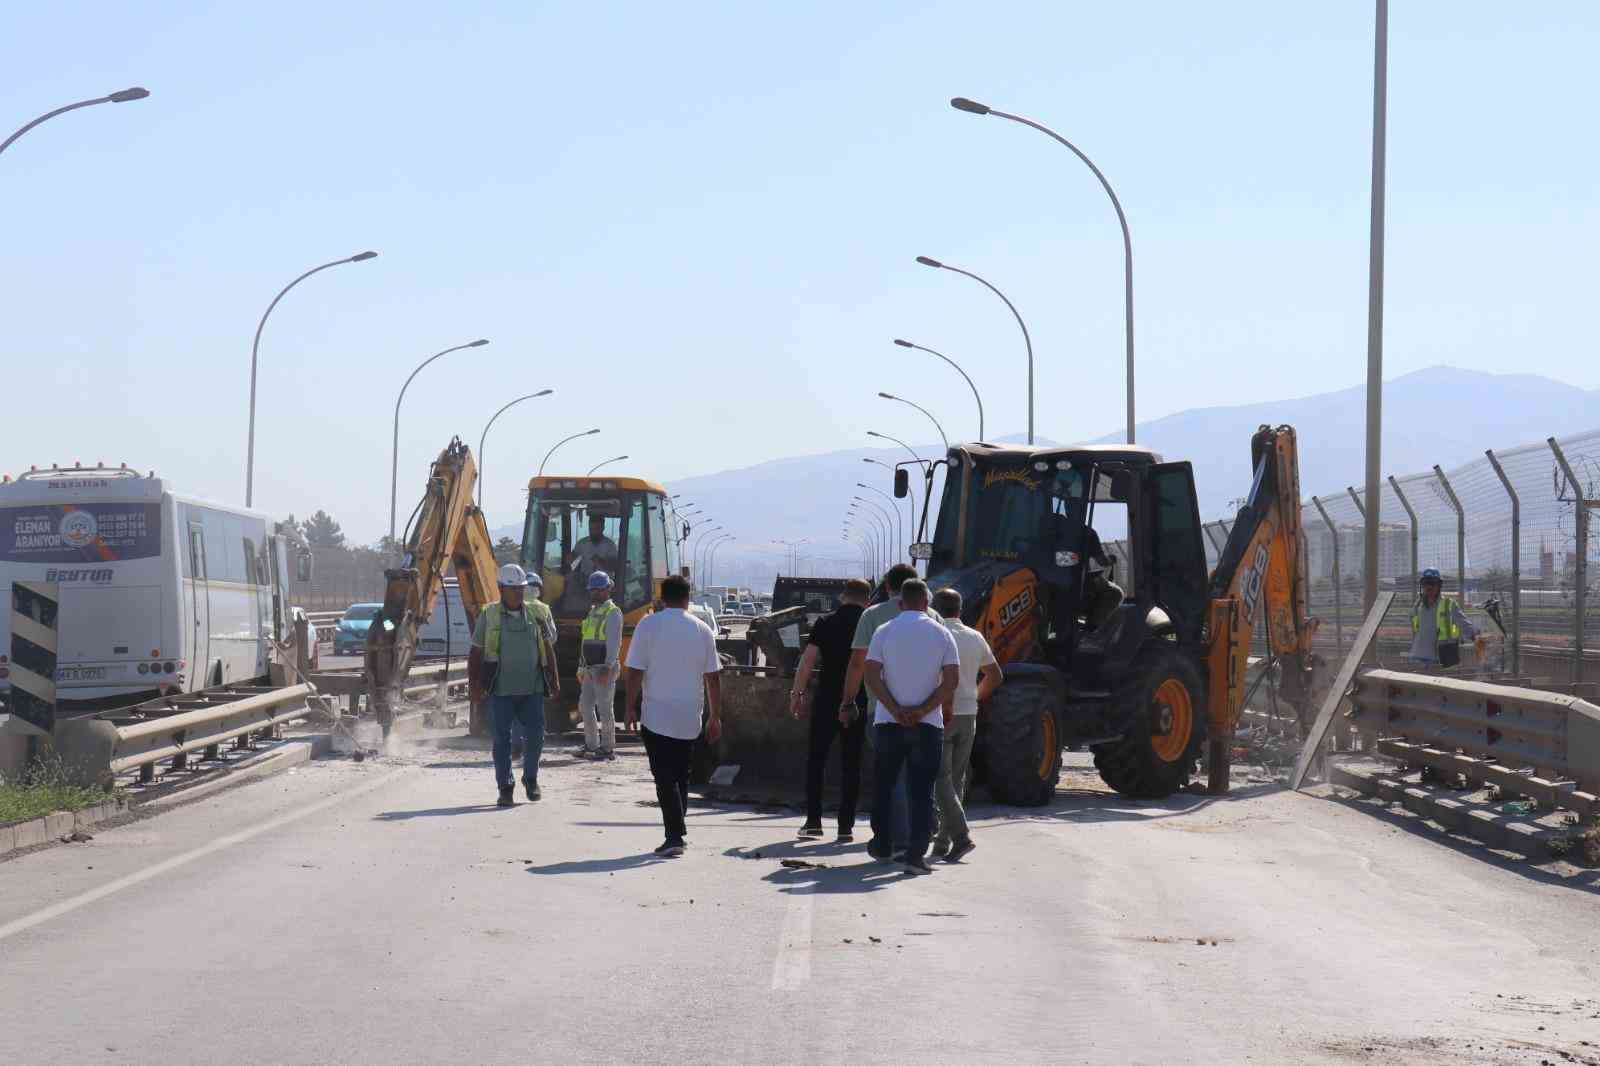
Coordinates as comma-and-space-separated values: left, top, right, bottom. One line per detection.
4, 2, 1596, 543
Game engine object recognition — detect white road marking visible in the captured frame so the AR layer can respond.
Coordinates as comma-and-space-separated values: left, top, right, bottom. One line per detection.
0, 765, 412, 944
770, 884, 816, 991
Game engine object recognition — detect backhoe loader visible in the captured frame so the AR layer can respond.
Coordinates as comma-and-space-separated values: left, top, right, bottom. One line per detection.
901, 424, 1317, 803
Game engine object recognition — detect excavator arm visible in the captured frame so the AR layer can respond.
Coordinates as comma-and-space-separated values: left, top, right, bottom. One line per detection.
364, 437, 501, 733
1203, 425, 1320, 790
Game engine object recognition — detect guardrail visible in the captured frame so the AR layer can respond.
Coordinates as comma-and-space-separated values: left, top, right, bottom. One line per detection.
1346, 669, 1600, 818
111, 684, 318, 778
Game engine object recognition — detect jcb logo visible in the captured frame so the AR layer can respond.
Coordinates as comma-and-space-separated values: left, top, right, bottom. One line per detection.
999, 587, 1033, 627
1241, 544, 1269, 623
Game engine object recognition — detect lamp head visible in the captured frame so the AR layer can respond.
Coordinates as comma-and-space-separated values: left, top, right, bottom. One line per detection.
108, 87, 151, 103
586, 428, 601, 435
349, 251, 378, 262
893, 339, 913, 348
535, 389, 553, 397
878, 392, 898, 400
468, 338, 489, 347
915, 256, 943, 269
950, 97, 991, 115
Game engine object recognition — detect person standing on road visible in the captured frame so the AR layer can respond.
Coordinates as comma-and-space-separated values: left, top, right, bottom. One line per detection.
788, 577, 872, 841
930, 588, 1000, 863
509, 571, 559, 759
1408, 568, 1484, 667
840, 563, 921, 851
577, 570, 624, 760
469, 564, 551, 807
863, 579, 959, 875
625, 574, 722, 857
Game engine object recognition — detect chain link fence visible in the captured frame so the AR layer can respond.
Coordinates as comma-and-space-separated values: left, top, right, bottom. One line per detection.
288, 546, 389, 612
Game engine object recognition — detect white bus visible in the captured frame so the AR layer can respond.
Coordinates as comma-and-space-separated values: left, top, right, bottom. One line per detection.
0, 465, 304, 708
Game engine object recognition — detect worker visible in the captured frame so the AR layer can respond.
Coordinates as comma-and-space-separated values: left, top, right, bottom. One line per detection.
788, 577, 872, 842
862, 579, 959, 875
1408, 568, 1485, 668
930, 587, 1001, 863
508, 571, 559, 758
577, 570, 624, 760
469, 563, 551, 807
624, 574, 722, 858
569, 514, 618, 586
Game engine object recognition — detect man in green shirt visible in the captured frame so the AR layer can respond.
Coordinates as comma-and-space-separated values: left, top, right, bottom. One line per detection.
469, 564, 549, 807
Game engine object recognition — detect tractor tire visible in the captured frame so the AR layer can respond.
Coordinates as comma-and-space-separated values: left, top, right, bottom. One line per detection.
1092, 648, 1206, 798
981, 665, 1064, 807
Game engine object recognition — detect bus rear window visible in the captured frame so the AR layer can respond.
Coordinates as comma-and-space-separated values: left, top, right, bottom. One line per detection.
0, 503, 162, 564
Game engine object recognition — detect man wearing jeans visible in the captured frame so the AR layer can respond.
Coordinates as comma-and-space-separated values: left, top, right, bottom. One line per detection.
468, 564, 549, 808
863, 580, 959, 875
930, 587, 1001, 863
576, 570, 624, 760
625, 574, 722, 857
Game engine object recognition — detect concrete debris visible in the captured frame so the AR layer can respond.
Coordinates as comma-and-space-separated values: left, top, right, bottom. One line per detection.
779, 858, 827, 870
60, 830, 93, 843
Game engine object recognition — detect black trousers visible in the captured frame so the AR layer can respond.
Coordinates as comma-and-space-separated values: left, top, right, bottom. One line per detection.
641, 725, 693, 843
806, 695, 865, 831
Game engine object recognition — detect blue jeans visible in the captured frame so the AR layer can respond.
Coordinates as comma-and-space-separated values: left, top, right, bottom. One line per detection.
871, 723, 943, 861
864, 717, 910, 846
492, 693, 545, 789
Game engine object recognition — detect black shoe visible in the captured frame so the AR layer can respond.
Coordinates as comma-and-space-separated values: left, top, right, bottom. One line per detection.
496, 787, 514, 808
797, 824, 824, 839
524, 779, 541, 802
866, 838, 892, 861
891, 849, 908, 864
836, 829, 855, 843
929, 841, 951, 860
945, 839, 976, 863
654, 839, 685, 857
902, 855, 934, 876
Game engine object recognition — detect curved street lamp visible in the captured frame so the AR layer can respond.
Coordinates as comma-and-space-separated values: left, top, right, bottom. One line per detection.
391, 339, 490, 541
477, 389, 554, 509
246, 250, 378, 507
691, 525, 723, 579
1, 87, 150, 159
856, 482, 906, 557
853, 505, 890, 569
864, 456, 915, 542
587, 455, 629, 476
867, 429, 928, 542
893, 339, 984, 441
950, 96, 1136, 444
915, 255, 1032, 444
538, 428, 601, 477
707, 534, 736, 586
852, 498, 897, 561
878, 391, 949, 454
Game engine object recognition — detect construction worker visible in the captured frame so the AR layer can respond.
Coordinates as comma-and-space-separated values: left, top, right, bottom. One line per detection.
570, 514, 618, 586
509, 571, 558, 758
577, 570, 623, 759
1408, 568, 1485, 667
469, 564, 550, 807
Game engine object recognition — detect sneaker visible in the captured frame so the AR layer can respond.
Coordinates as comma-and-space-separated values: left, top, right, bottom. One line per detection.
836, 830, 855, 843
575, 747, 598, 760
654, 839, 685, 858
797, 825, 825, 839
866, 838, 893, 861
523, 780, 541, 802
496, 786, 514, 808
929, 841, 951, 860
945, 839, 976, 863
902, 855, 935, 876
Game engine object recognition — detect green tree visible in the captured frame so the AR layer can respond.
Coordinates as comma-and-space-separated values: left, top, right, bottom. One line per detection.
301, 510, 346, 548
494, 536, 520, 565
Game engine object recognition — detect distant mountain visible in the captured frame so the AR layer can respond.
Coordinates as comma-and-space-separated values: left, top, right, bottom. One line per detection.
497, 367, 1598, 585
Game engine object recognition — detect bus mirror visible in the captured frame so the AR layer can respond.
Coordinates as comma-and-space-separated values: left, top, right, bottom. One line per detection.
295, 552, 314, 583
909, 542, 934, 561
894, 468, 909, 498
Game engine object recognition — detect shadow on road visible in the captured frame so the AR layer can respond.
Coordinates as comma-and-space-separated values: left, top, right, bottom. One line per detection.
984, 781, 1283, 827
762, 860, 912, 895
372, 803, 513, 821
525, 852, 671, 875
421, 760, 493, 771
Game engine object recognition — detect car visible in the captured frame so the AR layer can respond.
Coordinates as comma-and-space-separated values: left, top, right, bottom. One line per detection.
333, 602, 384, 656
289, 606, 322, 672
739, 602, 758, 617
687, 602, 720, 634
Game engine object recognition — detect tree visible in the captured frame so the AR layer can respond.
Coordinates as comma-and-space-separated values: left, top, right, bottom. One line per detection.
494, 536, 520, 565
301, 510, 345, 548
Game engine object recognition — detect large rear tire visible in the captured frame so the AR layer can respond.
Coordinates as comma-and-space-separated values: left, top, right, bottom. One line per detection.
1092, 648, 1206, 798
981, 665, 1064, 807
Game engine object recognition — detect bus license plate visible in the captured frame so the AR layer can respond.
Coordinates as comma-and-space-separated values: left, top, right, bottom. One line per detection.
57, 666, 108, 682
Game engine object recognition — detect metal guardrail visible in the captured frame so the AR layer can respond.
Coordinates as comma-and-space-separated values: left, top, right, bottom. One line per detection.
1347, 668, 1600, 817
110, 684, 317, 776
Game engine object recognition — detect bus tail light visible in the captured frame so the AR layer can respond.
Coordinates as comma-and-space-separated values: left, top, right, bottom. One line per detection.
163, 662, 175, 673
138, 663, 149, 675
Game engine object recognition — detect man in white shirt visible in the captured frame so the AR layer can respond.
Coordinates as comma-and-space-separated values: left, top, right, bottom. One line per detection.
863, 579, 959, 875
930, 588, 1001, 863
624, 574, 722, 857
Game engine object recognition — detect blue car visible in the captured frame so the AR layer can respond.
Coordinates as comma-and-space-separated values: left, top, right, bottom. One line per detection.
333, 603, 384, 656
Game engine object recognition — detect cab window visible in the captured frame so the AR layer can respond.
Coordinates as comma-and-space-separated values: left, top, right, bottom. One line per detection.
622, 496, 649, 609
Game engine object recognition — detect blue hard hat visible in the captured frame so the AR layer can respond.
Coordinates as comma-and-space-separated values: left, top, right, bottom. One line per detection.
587, 570, 613, 591
1421, 568, 1442, 583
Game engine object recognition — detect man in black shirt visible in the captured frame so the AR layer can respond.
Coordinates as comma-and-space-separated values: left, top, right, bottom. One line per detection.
787, 578, 872, 841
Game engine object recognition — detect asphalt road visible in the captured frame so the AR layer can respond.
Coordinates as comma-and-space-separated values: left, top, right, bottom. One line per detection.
2, 734, 1598, 1066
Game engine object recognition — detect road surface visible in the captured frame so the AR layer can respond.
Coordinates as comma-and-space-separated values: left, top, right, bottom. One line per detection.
2, 735, 1597, 1065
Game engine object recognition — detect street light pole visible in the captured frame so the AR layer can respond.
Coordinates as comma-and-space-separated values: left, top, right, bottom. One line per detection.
587, 455, 629, 475
391, 339, 490, 542
864, 457, 915, 551
879, 392, 949, 453
1, 87, 150, 159
867, 430, 928, 542
246, 250, 378, 507
853, 497, 897, 561
950, 96, 1137, 444
538, 428, 602, 477
915, 256, 1033, 444
857, 483, 906, 558
1361, 0, 1389, 615
477, 389, 553, 509
707, 535, 735, 586
893, 339, 984, 441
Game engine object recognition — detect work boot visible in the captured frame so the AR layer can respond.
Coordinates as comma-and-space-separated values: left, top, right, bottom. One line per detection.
524, 779, 541, 802
496, 786, 514, 808
797, 824, 824, 839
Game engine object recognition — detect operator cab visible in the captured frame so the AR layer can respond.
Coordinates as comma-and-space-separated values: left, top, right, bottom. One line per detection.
521, 476, 680, 620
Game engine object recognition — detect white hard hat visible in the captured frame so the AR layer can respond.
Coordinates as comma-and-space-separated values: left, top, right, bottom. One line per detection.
497, 563, 527, 587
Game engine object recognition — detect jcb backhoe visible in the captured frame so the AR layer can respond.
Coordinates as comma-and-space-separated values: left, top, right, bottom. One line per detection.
904, 424, 1317, 803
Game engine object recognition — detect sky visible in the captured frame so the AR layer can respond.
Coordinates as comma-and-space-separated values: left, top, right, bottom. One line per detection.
4, 1, 1597, 546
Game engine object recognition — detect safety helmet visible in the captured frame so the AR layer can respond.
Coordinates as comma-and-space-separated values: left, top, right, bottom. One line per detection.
587, 570, 614, 591
497, 563, 528, 587
1420, 567, 1442, 584
525, 571, 543, 590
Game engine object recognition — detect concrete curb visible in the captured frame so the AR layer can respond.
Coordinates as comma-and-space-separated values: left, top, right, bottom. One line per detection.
1329, 763, 1567, 860
0, 797, 130, 859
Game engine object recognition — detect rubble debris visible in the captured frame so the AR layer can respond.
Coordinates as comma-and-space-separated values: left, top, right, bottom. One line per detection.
780, 858, 828, 870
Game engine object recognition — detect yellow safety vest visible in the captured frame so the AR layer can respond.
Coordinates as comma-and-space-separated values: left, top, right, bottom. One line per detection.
481, 602, 545, 666
1410, 596, 1460, 641
581, 600, 621, 644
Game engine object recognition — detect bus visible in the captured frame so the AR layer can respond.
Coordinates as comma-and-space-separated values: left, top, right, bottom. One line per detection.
0, 464, 303, 708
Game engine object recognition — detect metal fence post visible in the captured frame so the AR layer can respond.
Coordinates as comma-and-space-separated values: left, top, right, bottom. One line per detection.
1485, 448, 1520, 675
1346, 486, 1366, 518
1388, 475, 1419, 598
1202, 523, 1223, 555
1311, 496, 1343, 656
1432, 465, 1466, 606
1549, 437, 1589, 683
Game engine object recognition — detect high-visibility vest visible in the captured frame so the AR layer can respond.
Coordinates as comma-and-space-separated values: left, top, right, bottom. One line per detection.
481, 602, 544, 666
581, 600, 621, 659
1410, 596, 1460, 641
